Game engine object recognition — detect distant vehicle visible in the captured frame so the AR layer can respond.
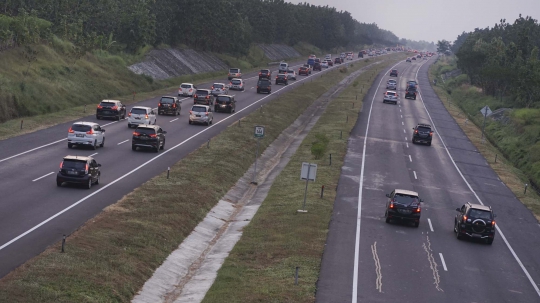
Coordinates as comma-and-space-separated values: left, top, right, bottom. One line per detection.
286, 69, 297, 80
309, 54, 316, 59
257, 79, 272, 94
259, 69, 272, 79
406, 58, 412, 62
334, 57, 342, 64
228, 68, 242, 80
324, 54, 332, 60
57, 155, 101, 189
383, 91, 398, 105
386, 79, 397, 90
302, 64, 312, 74
96, 100, 126, 121
179, 83, 196, 97
214, 95, 236, 113
358, 52, 364, 58
314, 58, 321, 64
340, 52, 346, 59
194, 89, 215, 105
307, 58, 315, 67
279, 62, 288, 73
128, 106, 157, 128
412, 57, 417, 61
275, 73, 288, 85
229, 78, 245, 91
385, 189, 423, 227
211, 83, 229, 96
313, 62, 322, 71
455, 202, 496, 245
189, 105, 214, 125
405, 86, 417, 100
321, 61, 328, 68
390, 69, 398, 77
346, 53, 353, 60
412, 123, 433, 145
67, 122, 105, 149
299, 66, 310, 76
132, 124, 167, 152
326, 59, 334, 66
158, 96, 181, 116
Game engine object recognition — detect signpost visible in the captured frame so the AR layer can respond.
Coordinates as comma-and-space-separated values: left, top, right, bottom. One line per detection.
251, 126, 265, 185
480, 105, 492, 140
298, 162, 317, 213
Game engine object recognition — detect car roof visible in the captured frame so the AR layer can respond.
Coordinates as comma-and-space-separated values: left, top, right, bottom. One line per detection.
416, 123, 431, 128
180, 83, 194, 86
101, 99, 120, 103
161, 95, 176, 98
196, 89, 211, 91
131, 106, 151, 110
469, 203, 491, 211
394, 189, 419, 196
192, 104, 210, 109
386, 91, 396, 94
213, 82, 226, 85
72, 121, 99, 126
136, 124, 160, 129
217, 94, 233, 98
63, 155, 92, 161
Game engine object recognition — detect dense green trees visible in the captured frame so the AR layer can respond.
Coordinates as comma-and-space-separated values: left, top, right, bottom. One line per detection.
454, 15, 540, 108
1, 0, 400, 55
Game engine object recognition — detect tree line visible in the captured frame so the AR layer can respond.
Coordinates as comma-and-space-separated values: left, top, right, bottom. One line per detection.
1, 0, 401, 55
452, 15, 540, 108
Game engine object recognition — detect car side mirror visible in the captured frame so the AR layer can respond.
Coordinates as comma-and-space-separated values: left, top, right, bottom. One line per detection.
97, 164, 102, 167
163, 131, 167, 134
385, 194, 390, 198
455, 208, 460, 212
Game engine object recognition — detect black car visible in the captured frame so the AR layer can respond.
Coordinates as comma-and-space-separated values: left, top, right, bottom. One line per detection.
390, 69, 398, 77
358, 52, 364, 58
412, 123, 433, 145
334, 57, 342, 64
385, 189, 423, 227
313, 62, 322, 71
194, 89, 215, 106
158, 96, 181, 116
57, 155, 101, 189
132, 125, 167, 152
214, 95, 236, 113
405, 86, 417, 100
257, 79, 271, 94
96, 100, 126, 120
455, 202, 496, 244
275, 74, 288, 85
259, 69, 272, 79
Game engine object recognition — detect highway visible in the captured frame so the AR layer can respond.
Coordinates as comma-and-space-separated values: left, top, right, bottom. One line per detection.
316, 56, 540, 302
0, 55, 377, 278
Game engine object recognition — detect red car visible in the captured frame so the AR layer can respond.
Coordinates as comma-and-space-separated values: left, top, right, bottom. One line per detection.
299, 67, 309, 76
334, 58, 342, 64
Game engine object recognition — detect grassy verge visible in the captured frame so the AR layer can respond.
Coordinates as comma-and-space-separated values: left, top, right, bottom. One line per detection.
0, 53, 405, 303
428, 57, 540, 221
202, 56, 407, 302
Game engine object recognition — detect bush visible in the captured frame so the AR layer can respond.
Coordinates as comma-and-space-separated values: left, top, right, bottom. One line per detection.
339, 66, 348, 73
311, 133, 329, 159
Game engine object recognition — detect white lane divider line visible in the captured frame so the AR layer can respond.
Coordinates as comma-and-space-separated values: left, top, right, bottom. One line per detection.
402, 121, 404, 126
428, 218, 433, 232
32, 172, 55, 182
409, 155, 412, 162
0, 139, 66, 163
400, 109, 402, 113
101, 121, 118, 126
371, 242, 382, 293
117, 140, 129, 145
406, 142, 409, 148
403, 129, 406, 133
405, 136, 407, 141
170, 118, 179, 122
89, 153, 98, 157
401, 115, 403, 119
413, 171, 418, 179
439, 253, 448, 271
250, 87, 254, 89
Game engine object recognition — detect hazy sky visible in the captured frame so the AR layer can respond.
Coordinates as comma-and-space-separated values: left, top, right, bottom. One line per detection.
287, 0, 540, 43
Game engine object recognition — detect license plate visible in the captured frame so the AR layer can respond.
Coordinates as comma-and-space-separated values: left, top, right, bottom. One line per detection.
135, 117, 140, 120
104, 111, 110, 114
67, 171, 77, 175
196, 115, 201, 117
398, 209, 412, 214
472, 234, 482, 238
76, 134, 84, 137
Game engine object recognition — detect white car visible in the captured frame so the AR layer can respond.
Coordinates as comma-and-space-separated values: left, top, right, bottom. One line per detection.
179, 83, 196, 97
286, 69, 297, 80
128, 106, 157, 128
189, 105, 214, 126
383, 91, 399, 105
321, 61, 328, 68
279, 62, 288, 73
67, 122, 105, 149
229, 78, 245, 91
211, 83, 229, 96
324, 54, 332, 60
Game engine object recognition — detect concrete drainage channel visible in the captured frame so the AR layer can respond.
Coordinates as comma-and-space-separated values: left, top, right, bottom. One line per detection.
132, 60, 384, 303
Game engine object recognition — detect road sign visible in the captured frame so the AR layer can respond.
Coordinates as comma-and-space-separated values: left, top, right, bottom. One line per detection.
254, 125, 265, 138
480, 105, 492, 117
300, 162, 317, 182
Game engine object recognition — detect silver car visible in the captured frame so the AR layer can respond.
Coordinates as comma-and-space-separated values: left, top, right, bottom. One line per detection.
128, 106, 157, 128
383, 91, 398, 105
229, 78, 244, 91
286, 69, 297, 80
386, 80, 397, 90
211, 83, 229, 96
189, 105, 214, 126
67, 122, 105, 149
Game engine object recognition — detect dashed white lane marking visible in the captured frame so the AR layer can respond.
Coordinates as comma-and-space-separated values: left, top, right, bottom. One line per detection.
409, 155, 412, 162
400, 109, 402, 113
32, 172, 55, 182
405, 136, 407, 141
439, 253, 448, 271
401, 114, 403, 118
406, 142, 409, 148
250, 87, 254, 89
89, 153, 98, 157
0, 139, 67, 163
413, 171, 417, 179
428, 218, 433, 232
403, 129, 406, 133
402, 121, 404, 125
101, 121, 118, 126
117, 140, 129, 145
170, 118, 179, 122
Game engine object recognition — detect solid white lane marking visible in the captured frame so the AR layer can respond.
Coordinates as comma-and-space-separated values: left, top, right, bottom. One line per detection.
405, 136, 407, 141
428, 218, 433, 231
413, 171, 417, 179
250, 87, 254, 89
89, 153, 98, 157
117, 140, 129, 145
409, 155, 412, 162
101, 121, 118, 127
170, 118, 179, 122
0, 139, 66, 163
439, 253, 447, 271
32, 172, 55, 182
416, 60, 540, 297
352, 60, 403, 303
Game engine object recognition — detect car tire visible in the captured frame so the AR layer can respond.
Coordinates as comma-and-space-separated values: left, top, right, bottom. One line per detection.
414, 221, 419, 227
100, 137, 105, 148
56, 180, 62, 187
96, 115, 101, 120
189, 120, 192, 125
456, 225, 463, 240
132, 145, 137, 151
486, 238, 493, 245
257, 90, 260, 94
92, 140, 97, 150
95, 173, 100, 185
385, 210, 391, 223
154, 145, 160, 153
427, 142, 432, 146
122, 113, 126, 119
158, 112, 161, 115
116, 115, 121, 121
160, 140, 165, 150
128, 124, 132, 128
87, 178, 92, 189
68, 143, 73, 149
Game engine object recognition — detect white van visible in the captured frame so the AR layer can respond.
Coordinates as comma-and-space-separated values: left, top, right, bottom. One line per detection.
279, 62, 288, 72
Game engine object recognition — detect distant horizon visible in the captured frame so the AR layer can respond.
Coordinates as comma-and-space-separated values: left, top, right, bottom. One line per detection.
286, 0, 540, 43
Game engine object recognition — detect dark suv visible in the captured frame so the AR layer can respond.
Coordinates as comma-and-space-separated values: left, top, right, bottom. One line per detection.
194, 89, 215, 106
257, 79, 271, 94
405, 85, 417, 100
96, 100, 126, 120
455, 202, 496, 244
158, 96, 181, 116
214, 95, 236, 113
313, 62, 322, 71
385, 189, 423, 227
259, 69, 271, 79
57, 155, 101, 189
132, 125, 167, 152
412, 123, 433, 146
275, 74, 288, 85
390, 69, 398, 77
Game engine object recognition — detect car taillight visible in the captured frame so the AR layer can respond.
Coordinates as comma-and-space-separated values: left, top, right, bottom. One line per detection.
149, 134, 157, 138
97, 105, 103, 109
389, 201, 394, 208
492, 220, 496, 226
416, 206, 421, 212
111, 105, 118, 110
158, 102, 162, 107
276, 76, 278, 79
189, 89, 192, 92
206, 96, 210, 99
205, 112, 209, 116
257, 86, 259, 88
59, 161, 63, 169
133, 131, 140, 136
259, 72, 261, 75
414, 130, 418, 134
211, 86, 214, 89
86, 129, 94, 135
194, 95, 197, 98
463, 215, 467, 221
145, 114, 149, 119
128, 112, 132, 117
85, 164, 89, 174
68, 127, 74, 133
189, 111, 193, 114
430, 132, 433, 136
172, 104, 176, 108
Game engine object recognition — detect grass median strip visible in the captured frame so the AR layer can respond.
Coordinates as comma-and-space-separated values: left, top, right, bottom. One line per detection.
202, 57, 405, 302
0, 53, 404, 302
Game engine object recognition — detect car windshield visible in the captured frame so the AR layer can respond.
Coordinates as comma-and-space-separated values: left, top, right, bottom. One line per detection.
216, 96, 231, 103
196, 90, 208, 96
278, 75, 286, 78
62, 160, 87, 170
417, 127, 431, 133
387, 92, 396, 96
135, 128, 155, 135
180, 84, 192, 88
392, 70, 397, 73
287, 69, 294, 73
160, 97, 174, 104
71, 124, 91, 132
229, 69, 239, 73
388, 80, 396, 84
231, 80, 241, 85
261, 70, 269, 73
213, 84, 224, 89
99, 102, 116, 107
394, 194, 419, 205
469, 209, 492, 220
131, 108, 147, 115
258, 80, 270, 85
191, 106, 207, 113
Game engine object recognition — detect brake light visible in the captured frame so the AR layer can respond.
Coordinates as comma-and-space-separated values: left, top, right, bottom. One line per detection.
416, 206, 421, 212
85, 164, 89, 174
211, 86, 214, 89
97, 105, 103, 109
158, 102, 162, 107
145, 114, 149, 119
128, 112, 132, 117
389, 201, 394, 209
60, 161, 63, 169
189, 89, 192, 92
68, 127, 74, 133
149, 134, 157, 138
86, 129, 94, 135
206, 96, 210, 99
205, 112, 209, 116
463, 215, 467, 221
172, 104, 176, 108
259, 72, 261, 75
111, 105, 118, 110
133, 131, 140, 136
194, 95, 198, 99
276, 76, 278, 79
414, 129, 418, 134
430, 132, 433, 136
189, 111, 193, 115
492, 220, 496, 226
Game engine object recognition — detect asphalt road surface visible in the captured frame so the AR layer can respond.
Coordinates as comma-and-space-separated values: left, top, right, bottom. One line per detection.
316, 56, 540, 303
0, 54, 382, 278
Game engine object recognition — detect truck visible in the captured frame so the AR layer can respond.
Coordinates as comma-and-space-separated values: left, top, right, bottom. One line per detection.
307, 58, 315, 67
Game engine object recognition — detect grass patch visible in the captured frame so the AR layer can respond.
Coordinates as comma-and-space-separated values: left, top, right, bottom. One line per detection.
429, 56, 540, 221
0, 52, 406, 303
202, 54, 408, 302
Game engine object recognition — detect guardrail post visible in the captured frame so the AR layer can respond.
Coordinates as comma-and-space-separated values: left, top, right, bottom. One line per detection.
295, 267, 299, 285
525, 183, 528, 195
84, 104, 87, 113
321, 185, 325, 198
167, 167, 170, 179
61, 234, 66, 253
20, 120, 23, 130
207, 139, 210, 149
495, 154, 498, 163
